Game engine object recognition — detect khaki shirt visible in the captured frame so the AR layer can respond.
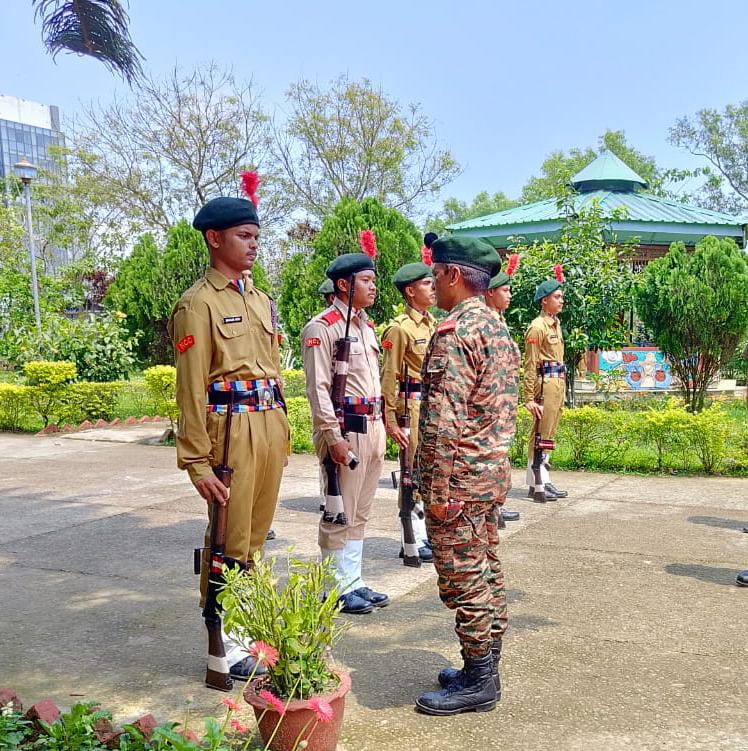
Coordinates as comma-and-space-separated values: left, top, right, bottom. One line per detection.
522, 312, 565, 403
168, 267, 283, 482
380, 306, 435, 427
301, 297, 382, 448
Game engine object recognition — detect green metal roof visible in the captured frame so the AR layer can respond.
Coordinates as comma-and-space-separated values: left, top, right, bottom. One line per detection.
570, 149, 648, 191
448, 150, 745, 248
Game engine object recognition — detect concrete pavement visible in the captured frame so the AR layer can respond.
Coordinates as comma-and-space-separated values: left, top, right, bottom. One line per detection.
0, 429, 746, 750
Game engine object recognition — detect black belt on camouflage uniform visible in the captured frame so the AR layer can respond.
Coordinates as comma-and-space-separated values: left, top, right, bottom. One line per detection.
538, 361, 566, 378
343, 396, 383, 421
398, 378, 422, 401
206, 378, 284, 413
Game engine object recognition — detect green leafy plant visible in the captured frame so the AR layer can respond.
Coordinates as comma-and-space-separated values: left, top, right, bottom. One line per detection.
36, 702, 111, 751
220, 553, 348, 700
685, 404, 731, 474
632, 400, 690, 472
143, 365, 179, 431
281, 370, 306, 399
24, 360, 77, 427
285, 397, 312, 453
0, 384, 33, 431
59, 382, 124, 424
0, 703, 33, 750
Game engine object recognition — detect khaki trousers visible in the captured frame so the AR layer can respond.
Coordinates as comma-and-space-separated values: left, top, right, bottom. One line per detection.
316, 420, 386, 549
527, 377, 565, 460
199, 408, 288, 604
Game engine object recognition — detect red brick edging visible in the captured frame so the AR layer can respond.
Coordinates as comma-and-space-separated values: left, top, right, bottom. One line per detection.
35, 415, 166, 436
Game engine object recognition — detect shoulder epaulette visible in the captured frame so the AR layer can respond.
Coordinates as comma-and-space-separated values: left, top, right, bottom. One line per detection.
320, 309, 343, 326
437, 320, 456, 334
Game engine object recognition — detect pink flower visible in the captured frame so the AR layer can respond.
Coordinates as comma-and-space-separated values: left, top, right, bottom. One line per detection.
230, 718, 249, 734
248, 641, 279, 669
179, 730, 200, 743
308, 697, 334, 723
222, 697, 241, 711
259, 689, 286, 716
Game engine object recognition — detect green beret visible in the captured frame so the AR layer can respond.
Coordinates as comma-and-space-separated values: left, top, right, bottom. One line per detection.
318, 278, 335, 296
326, 253, 376, 281
193, 197, 260, 232
488, 272, 511, 290
431, 236, 501, 275
534, 279, 562, 302
392, 262, 433, 291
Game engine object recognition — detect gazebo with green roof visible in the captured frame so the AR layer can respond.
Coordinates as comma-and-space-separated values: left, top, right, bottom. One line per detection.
448, 150, 746, 268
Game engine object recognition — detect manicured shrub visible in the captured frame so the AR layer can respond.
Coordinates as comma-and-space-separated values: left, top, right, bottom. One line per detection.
685, 404, 731, 474
143, 365, 179, 430
59, 382, 124, 424
0, 383, 32, 431
24, 360, 77, 427
286, 396, 313, 453
281, 369, 306, 399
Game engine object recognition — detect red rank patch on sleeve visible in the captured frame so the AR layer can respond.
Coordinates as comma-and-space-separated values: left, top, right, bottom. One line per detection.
305, 337, 321, 347
526, 337, 539, 344
382, 340, 393, 349
176, 335, 195, 353
277, 334, 283, 345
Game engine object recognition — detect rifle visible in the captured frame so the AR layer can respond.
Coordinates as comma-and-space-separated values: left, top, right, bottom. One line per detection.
320, 274, 361, 525
531, 370, 555, 503
195, 390, 234, 692
397, 365, 421, 568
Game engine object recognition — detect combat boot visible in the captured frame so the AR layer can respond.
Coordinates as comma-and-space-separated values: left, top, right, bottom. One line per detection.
416, 652, 497, 716
437, 641, 501, 697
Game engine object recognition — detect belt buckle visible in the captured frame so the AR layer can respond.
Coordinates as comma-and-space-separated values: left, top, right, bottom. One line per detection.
372, 399, 382, 419
257, 386, 273, 405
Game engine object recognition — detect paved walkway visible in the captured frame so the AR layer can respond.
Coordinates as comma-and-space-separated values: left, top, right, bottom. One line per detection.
0, 428, 746, 750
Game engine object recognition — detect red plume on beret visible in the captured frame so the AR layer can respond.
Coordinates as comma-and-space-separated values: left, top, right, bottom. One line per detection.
506, 253, 520, 277
359, 229, 378, 259
241, 171, 260, 208
421, 245, 433, 266
554, 264, 565, 284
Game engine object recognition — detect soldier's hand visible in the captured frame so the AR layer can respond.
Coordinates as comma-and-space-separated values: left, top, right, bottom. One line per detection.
386, 423, 409, 450
194, 475, 230, 506
329, 439, 352, 465
525, 401, 544, 421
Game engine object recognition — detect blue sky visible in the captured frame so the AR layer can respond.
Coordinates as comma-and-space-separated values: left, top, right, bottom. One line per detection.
1, 0, 746, 212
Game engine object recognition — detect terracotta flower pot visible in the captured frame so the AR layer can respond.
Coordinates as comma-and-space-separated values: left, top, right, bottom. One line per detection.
244, 670, 351, 751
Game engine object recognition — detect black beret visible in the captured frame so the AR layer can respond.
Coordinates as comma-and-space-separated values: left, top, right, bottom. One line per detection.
193, 197, 260, 232
318, 278, 335, 295
431, 236, 501, 275
424, 232, 439, 248
534, 279, 562, 302
392, 262, 433, 291
488, 271, 511, 289
326, 253, 376, 281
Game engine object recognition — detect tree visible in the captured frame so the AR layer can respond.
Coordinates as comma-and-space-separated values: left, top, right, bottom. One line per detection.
521, 130, 664, 203
668, 101, 748, 214
426, 190, 518, 234
273, 75, 460, 219
278, 197, 422, 359
507, 191, 635, 404
32, 0, 143, 82
76, 63, 292, 237
635, 236, 748, 412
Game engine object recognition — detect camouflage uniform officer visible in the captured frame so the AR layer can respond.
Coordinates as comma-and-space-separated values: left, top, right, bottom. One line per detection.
524, 278, 568, 501
169, 195, 289, 681
302, 253, 389, 615
381, 261, 436, 563
484, 267, 522, 526
414, 236, 519, 716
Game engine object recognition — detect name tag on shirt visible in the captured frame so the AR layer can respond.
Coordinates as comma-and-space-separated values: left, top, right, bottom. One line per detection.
415, 338, 427, 344
223, 316, 242, 324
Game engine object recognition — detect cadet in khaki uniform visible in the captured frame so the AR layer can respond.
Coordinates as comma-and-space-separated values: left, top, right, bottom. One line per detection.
381, 261, 435, 563
524, 277, 568, 501
169, 194, 289, 681
302, 253, 389, 615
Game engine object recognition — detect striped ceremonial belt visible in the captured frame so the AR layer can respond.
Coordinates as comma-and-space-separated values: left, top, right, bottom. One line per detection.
343, 396, 383, 421
538, 361, 566, 378
206, 378, 283, 413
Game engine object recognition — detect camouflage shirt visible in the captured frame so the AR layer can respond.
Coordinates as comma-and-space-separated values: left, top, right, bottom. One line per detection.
415, 295, 520, 506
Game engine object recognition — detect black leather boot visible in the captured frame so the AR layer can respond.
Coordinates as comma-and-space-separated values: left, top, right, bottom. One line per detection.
437, 641, 501, 697
416, 652, 497, 715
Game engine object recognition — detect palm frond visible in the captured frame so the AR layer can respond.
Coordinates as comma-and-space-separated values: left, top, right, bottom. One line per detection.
32, 0, 144, 84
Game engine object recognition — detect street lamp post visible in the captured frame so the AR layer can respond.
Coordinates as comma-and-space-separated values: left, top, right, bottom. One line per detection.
13, 158, 41, 333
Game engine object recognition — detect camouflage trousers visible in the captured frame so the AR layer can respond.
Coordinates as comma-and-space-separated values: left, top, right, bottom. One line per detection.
425, 499, 507, 659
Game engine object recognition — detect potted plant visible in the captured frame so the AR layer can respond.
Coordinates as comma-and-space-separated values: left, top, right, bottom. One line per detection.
219, 553, 349, 751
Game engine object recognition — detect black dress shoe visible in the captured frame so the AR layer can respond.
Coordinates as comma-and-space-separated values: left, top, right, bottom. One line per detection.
229, 656, 268, 681
265, 528, 276, 541
501, 509, 520, 522
527, 487, 557, 502
399, 545, 433, 563
338, 592, 374, 614
353, 586, 390, 607
545, 483, 568, 498
736, 570, 748, 587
